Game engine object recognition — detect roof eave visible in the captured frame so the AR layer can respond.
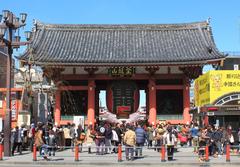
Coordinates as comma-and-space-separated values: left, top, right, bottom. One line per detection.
19, 59, 222, 67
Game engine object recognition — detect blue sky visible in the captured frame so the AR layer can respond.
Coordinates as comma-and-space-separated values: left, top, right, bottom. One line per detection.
1, 0, 240, 54
1, 0, 240, 107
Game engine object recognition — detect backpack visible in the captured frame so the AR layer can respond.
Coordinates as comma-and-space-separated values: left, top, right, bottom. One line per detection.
80, 132, 86, 140
99, 127, 105, 135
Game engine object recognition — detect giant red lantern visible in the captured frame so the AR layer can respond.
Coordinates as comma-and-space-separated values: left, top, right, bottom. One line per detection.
106, 81, 139, 118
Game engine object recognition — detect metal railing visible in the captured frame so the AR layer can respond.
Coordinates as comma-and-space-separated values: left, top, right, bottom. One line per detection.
0, 143, 239, 163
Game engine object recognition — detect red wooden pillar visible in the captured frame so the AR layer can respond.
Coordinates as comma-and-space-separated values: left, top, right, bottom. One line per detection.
54, 90, 61, 126
203, 115, 209, 126
87, 80, 95, 128
148, 79, 156, 126
183, 77, 191, 124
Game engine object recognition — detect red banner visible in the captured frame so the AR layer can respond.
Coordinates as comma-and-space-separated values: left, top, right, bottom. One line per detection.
117, 106, 131, 118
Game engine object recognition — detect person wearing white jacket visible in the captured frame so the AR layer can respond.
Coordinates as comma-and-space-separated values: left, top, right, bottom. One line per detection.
163, 127, 177, 161
111, 128, 119, 153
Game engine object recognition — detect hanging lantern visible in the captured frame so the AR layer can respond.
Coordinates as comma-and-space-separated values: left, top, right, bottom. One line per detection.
106, 80, 139, 118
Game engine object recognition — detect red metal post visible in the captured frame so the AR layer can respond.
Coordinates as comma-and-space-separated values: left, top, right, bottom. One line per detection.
75, 145, 79, 161
33, 144, 37, 161
118, 144, 122, 162
226, 144, 230, 162
0, 144, 3, 160
161, 145, 166, 162
205, 145, 209, 162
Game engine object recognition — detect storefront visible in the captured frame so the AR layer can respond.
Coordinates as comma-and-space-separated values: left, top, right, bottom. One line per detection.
194, 70, 240, 130
0, 88, 23, 128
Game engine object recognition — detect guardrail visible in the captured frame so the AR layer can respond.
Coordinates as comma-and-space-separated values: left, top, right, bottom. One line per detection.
0, 143, 238, 163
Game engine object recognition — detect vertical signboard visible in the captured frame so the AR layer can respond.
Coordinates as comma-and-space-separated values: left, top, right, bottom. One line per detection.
0, 118, 2, 132
73, 116, 85, 128
194, 72, 210, 107
11, 100, 17, 120
38, 93, 48, 123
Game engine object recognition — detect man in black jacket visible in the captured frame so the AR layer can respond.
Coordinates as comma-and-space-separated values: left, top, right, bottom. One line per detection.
95, 122, 106, 155
104, 123, 112, 154
211, 126, 223, 157
115, 123, 123, 144
11, 126, 22, 156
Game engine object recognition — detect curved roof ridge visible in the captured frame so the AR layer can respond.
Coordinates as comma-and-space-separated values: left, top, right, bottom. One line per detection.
19, 20, 225, 65
35, 20, 209, 30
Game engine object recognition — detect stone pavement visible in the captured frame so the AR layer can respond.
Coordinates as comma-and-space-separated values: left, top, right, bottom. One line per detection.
0, 146, 240, 166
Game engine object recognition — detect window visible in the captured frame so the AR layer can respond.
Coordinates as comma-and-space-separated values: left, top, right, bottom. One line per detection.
156, 90, 183, 115
61, 90, 88, 116
233, 64, 239, 70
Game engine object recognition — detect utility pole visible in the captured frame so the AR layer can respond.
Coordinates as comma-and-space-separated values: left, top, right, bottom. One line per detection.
0, 10, 31, 156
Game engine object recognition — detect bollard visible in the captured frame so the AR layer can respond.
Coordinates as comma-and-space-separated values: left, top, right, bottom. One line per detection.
0, 144, 3, 161
226, 144, 230, 162
205, 145, 209, 162
33, 144, 37, 161
118, 144, 122, 162
161, 145, 166, 162
75, 145, 79, 161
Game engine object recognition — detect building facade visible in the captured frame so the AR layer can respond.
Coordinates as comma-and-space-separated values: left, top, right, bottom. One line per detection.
0, 47, 7, 88
221, 56, 240, 70
0, 47, 17, 128
19, 21, 225, 126
194, 56, 240, 131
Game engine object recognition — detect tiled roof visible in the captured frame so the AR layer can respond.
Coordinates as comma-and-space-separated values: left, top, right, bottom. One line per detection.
19, 21, 225, 65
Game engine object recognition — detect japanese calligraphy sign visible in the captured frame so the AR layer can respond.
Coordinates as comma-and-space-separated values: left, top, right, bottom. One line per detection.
11, 100, 17, 120
194, 72, 210, 107
195, 70, 240, 107
108, 67, 135, 77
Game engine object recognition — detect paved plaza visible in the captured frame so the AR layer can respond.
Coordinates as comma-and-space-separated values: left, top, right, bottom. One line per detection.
0, 146, 240, 166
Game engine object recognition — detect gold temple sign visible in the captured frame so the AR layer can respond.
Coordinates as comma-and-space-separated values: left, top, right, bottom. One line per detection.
108, 67, 135, 77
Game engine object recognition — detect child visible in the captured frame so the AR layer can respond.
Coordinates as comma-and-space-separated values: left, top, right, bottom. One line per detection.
178, 132, 187, 147
198, 137, 206, 162
40, 144, 50, 160
198, 129, 209, 162
48, 130, 57, 156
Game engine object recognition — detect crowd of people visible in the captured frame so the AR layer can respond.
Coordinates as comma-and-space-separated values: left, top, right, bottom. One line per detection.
1, 121, 240, 162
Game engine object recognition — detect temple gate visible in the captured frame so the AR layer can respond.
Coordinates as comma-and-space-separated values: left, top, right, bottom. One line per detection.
19, 21, 225, 126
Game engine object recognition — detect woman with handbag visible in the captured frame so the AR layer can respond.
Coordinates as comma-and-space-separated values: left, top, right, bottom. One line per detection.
76, 124, 85, 152
86, 125, 95, 154
164, 127, 177, 161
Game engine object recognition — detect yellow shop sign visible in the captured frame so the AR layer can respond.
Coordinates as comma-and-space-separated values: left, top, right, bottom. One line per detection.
194, 70, 240, 107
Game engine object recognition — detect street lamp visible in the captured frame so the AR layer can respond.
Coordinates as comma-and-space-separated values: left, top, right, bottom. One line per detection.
0, 10, 31, 156
25, 31, 32, 41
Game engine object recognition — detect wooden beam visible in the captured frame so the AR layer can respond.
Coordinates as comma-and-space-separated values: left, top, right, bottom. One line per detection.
0, 88, 23, 92
61, 74, 185, 80
155, 85, 184, 90
58, 86, 88, 91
